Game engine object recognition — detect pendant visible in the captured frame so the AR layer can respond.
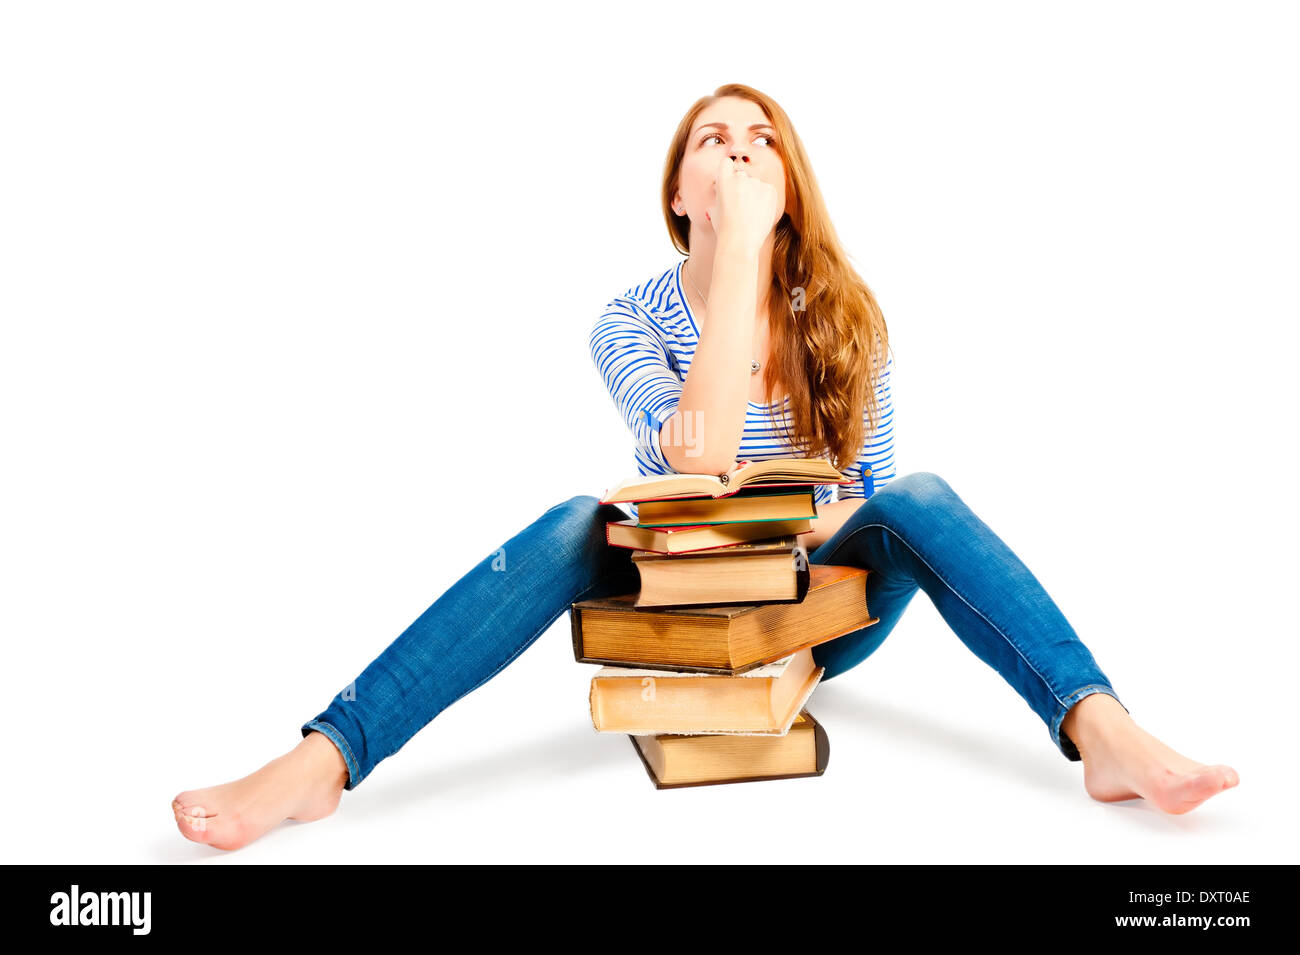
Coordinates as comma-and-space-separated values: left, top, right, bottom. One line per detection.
750, 359, 761, 374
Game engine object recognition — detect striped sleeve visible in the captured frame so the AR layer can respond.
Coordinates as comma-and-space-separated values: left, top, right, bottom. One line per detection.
590, 298, 685, 475
837, 355, 896, 500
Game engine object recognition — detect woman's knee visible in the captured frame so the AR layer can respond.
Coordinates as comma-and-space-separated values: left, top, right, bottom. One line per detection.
848, 472, 961, 535
541, 494, 610, 542
868, 471, 954, 511
543, 493, 600, 522
880, 471, 950, 497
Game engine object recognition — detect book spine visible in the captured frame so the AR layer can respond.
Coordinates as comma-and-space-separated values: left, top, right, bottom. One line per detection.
631, 592, 808, 611
811, 710, 830, 773
628, 715, 829, 789
569, 607, 585, 663
795, 557, 810, 601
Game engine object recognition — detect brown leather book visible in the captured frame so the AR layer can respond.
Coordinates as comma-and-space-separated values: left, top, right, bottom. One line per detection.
570, 563, 876, 674
630, 708, 830, 789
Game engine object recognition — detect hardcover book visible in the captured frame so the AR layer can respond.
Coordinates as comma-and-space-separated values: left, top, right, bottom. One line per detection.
633, 488, 817, 528
630, 536, 810, 609
604, 516, 814, 555
630, 708, 830, 789
588, 647, 822, 736
570, 564, 876, 673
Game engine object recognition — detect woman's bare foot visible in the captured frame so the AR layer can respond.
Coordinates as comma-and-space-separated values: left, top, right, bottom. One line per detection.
1060, 693, 1239, 814
172, 730, 350, 850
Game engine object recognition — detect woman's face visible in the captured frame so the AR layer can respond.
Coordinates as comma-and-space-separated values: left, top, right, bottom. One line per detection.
673, 96, 788, 236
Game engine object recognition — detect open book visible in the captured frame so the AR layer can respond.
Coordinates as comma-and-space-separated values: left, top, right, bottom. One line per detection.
601, 457, 856, 505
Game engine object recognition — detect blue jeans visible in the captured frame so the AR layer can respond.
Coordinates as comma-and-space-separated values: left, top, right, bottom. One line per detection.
302, 472, 1126, 789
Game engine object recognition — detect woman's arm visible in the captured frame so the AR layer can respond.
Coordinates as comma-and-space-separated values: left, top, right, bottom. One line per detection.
658, 236, 761, 475
804, 497, 867, 551
590, 302, 687, 476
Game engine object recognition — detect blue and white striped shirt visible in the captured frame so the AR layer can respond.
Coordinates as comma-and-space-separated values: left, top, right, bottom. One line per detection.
590, 259, 896, 521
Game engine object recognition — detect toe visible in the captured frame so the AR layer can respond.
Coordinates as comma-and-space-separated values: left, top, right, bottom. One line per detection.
174, 807, 215, 844
1164, 768, 1234, 813
172, 790, 200, 812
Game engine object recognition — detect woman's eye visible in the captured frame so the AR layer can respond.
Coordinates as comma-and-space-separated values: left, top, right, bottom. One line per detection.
699, 132, 777, 147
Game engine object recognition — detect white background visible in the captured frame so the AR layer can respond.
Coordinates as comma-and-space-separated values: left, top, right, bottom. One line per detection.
2, 0, 1296, 863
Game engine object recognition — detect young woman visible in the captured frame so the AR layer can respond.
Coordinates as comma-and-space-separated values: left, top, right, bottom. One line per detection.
173, 84, 1238, 851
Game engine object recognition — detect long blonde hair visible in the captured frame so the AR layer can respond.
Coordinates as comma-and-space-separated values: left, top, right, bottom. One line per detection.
661, 83, 893, 472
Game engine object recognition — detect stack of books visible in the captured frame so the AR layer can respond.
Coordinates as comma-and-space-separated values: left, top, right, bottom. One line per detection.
569, 458, 879, 788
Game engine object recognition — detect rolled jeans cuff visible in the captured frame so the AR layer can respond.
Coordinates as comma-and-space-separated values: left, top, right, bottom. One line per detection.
1052, 684, 1128, 762
301, 719, 361, 791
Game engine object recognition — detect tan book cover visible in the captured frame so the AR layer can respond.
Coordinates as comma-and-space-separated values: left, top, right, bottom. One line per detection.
630, 708, 830, 789
630, 537, 810, 609
589, 647, 822, 736
634, 488, 817, 528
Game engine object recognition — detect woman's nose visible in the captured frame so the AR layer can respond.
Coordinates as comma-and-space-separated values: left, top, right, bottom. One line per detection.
728, 152, 752, 164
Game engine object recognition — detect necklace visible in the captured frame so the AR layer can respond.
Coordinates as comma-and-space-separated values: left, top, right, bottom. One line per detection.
685, 259, 762, 375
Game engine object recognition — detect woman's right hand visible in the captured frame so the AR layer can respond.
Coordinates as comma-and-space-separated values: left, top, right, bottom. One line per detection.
706, 154, 782, 255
